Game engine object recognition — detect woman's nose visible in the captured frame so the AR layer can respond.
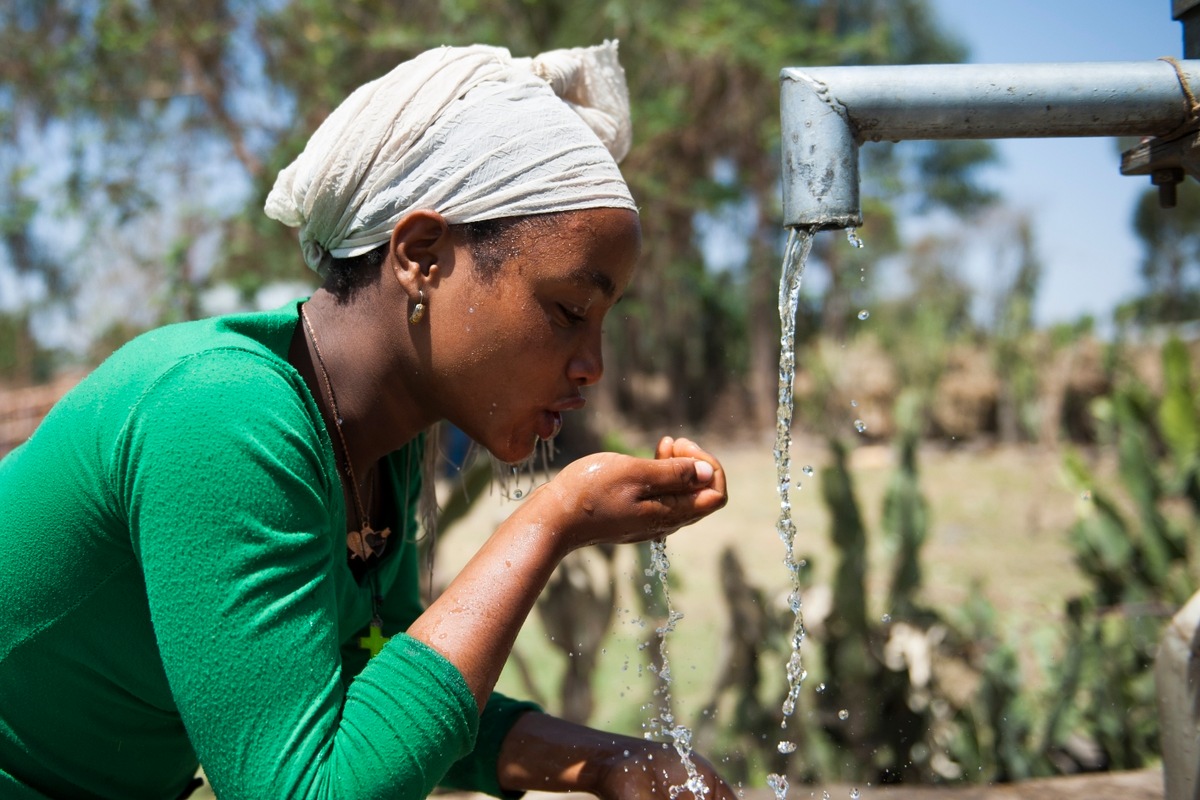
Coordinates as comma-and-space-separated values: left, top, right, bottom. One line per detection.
568, 329, 604, 386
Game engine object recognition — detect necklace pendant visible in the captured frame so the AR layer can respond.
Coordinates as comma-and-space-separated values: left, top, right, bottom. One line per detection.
359, 622, 391, 658
347, 524, 392, 562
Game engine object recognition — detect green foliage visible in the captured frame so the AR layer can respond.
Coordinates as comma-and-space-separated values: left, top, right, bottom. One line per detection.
707, 337, 1196, 785
3, 0, 997, 432
0, 311, 53, 383
883, 392, 928, 616
991, 215, 1043, 442
1132, 180, 1200, 324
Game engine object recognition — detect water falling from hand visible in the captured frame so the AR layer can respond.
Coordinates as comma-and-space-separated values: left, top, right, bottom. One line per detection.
646, 539, 709, 799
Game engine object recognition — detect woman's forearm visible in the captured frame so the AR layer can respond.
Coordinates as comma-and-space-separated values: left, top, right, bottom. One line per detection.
495, 711, 739, 799
495, 712, 628, 793
406, 443, 725, 714
405, 503, 566, 711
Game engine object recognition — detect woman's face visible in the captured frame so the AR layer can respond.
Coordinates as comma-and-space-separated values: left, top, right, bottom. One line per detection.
423, 207, 641, 463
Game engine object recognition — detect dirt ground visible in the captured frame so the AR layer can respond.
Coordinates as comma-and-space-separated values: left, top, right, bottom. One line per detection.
437, 766, 1163, 799
191, 766, 1164, 799
191, 768, 1163, 799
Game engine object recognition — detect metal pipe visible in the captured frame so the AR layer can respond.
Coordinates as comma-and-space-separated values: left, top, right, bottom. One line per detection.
781, 60, 1200, 229
1176, 0, 1200, 59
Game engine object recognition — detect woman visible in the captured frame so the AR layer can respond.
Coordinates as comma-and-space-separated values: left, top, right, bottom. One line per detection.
0, 42, 733, 798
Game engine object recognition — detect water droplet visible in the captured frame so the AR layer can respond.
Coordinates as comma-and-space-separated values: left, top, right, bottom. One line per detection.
1081, 490, 1092, 501
850, 790, 861, 800
850, 399, 858, 408
881, 613, 892, 624
854, 419, 867, 434
846, 228, 864, 248
643, 583, 652, 594
816, 682, 826, 693
623, 749, 630, 757
801, 465, 814, 477
838, 709, 849, 721
512, 489, 523, 499
777, 740, 797, 754
857, 309, 870, 321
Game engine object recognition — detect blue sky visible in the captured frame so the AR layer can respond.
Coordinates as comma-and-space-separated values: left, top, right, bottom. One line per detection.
924, 0, 1182, 325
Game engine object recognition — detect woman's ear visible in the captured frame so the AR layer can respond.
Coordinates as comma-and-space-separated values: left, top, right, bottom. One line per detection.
388, 210, 453, 294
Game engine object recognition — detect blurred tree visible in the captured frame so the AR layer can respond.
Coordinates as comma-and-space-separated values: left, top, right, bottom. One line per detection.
2, 0, 996, 432
1131, 179, 1200, 324
0, 0, 275, 357
0, 311, 51, 384
991, 213, 1042, 443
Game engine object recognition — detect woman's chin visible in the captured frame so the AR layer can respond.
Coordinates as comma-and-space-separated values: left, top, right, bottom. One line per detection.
483, 435, 538, 467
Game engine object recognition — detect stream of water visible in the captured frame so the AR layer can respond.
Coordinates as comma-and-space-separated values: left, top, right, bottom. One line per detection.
645, 538, 709, 798
766, 227, 817, 799
643, 226, 854, 799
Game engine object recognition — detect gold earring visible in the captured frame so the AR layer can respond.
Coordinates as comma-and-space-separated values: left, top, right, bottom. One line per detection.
409, 290, 426, 325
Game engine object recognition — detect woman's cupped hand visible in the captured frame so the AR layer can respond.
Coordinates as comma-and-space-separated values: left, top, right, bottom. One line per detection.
521, 436, 727, 553
590, 738, 741, 800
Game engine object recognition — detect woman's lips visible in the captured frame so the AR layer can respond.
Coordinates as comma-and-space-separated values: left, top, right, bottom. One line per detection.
536, 396, 584, 441
537, 410, 564, 441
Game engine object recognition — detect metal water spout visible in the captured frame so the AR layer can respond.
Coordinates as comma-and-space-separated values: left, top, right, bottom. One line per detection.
780, 58, 1200, 230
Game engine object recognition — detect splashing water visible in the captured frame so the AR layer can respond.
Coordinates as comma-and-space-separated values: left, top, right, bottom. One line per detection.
494, 437, 558, 500
766, 228, 816, 799
767, 773, 789, 799
645, 539, 709, 799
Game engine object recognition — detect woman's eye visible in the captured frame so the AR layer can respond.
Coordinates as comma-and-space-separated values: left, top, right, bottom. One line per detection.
557, 304, 587, 325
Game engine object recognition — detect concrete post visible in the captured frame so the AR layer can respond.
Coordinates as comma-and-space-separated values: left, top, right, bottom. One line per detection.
1158, 590, 1200, 799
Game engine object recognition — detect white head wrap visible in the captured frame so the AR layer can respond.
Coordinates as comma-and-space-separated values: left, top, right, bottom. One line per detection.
264, 41, 637, 275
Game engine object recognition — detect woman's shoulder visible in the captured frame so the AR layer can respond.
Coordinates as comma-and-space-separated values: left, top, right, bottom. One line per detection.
89, 302, 305, 402
26, 302, 316, 460
117, 301, 302, 370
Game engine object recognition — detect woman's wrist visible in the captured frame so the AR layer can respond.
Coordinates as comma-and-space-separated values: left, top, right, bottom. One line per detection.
512, 482, 577, 560
496, 712, 634, 794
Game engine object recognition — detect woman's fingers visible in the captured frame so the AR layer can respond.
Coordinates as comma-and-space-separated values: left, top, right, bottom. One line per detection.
655, 435, 674, 460
541, 443, 728, 551
660, 437, 727, 500
637, 458, 724, 511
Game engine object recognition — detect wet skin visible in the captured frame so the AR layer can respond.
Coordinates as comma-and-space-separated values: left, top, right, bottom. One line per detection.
292, 208, 735, 798
413, 207, 641, 464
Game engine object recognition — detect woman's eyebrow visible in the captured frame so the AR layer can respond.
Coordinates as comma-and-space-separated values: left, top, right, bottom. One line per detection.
574, 269, 616, 299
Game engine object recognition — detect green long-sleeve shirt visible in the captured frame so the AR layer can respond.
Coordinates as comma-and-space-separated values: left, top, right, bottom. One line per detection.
0, 302, 536, 799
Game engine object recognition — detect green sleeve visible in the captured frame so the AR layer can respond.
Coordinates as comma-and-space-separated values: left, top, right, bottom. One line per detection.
358, 446, 542, 799
439, 693, 541, 797
119, 350, 479, 799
